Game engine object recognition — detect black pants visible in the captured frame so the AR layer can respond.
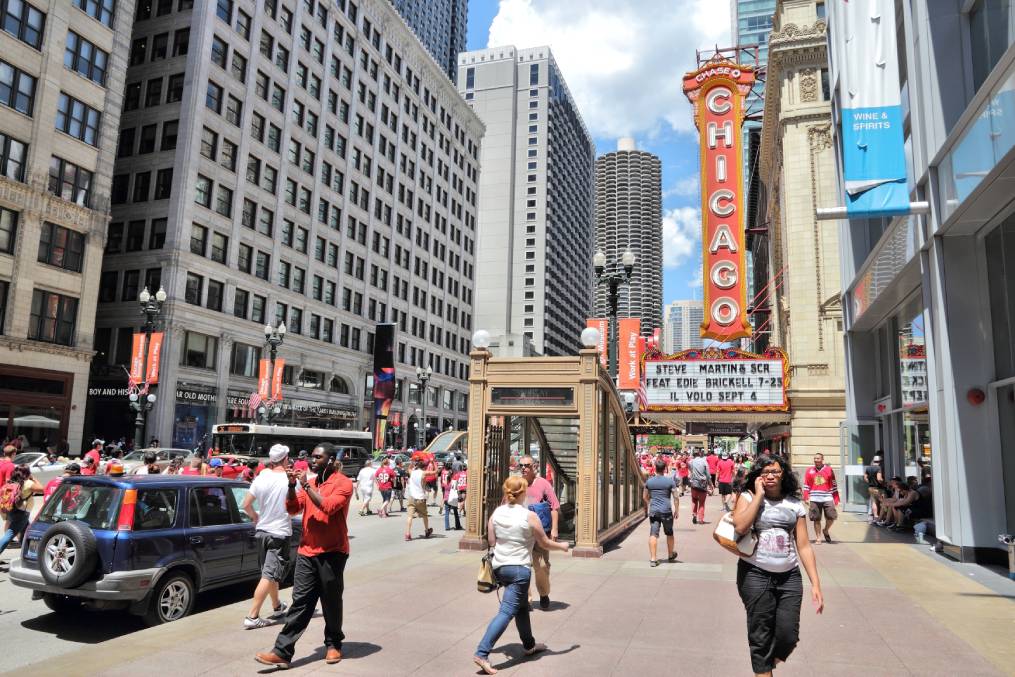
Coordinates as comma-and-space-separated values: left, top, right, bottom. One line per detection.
273, 551, 348, 661
736, 560, 802, 673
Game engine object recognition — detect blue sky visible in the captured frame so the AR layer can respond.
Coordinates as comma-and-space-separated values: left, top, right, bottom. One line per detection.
465, 0, 731, 304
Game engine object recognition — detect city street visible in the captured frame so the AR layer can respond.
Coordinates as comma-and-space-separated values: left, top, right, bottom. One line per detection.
3, 493, 1012, 676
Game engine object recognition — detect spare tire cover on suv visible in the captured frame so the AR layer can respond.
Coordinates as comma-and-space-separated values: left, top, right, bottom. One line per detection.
38, 520, 99, 589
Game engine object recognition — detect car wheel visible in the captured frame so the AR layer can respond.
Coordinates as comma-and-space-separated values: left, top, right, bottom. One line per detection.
37, 521, 99, 589
42, 593, 83, 613
143, 572, 195, 626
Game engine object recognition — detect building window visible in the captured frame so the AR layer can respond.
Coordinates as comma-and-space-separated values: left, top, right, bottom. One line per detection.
237, 243, 252, 273
65, 32, 109, 86
125, 220, 144, 251
0, 207, 16, 253
47, 156, 93, 207
2, 0, 45, 49
181, 331, 217, 369
0, 61, 37, 116
37, 222, 84, 272
55, 93, 101, 146
255, 251, 269, 280
132, 171, 150, 202
230, 342, 260, 376
149, 218, 166, 249
120, 269, 139, 302
161, 120, 178, 150
206, 80, 223, 112
29, 290, 78, 346
0, 133, 27, 182
138, 124, 156, 153
206, 279, 224, 311
185, 272, 203, 305
233, 288, 248, 319
74, 0, 115, 27
251, 294, 265, 323
194, 174, 212, 207
167, 72, 184, 102
190, 223, 207, 255
210, 231, 227, 263
215, 0, 232, 23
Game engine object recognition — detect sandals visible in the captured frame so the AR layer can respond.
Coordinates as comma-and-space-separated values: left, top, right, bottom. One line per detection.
473, 656, 498, 675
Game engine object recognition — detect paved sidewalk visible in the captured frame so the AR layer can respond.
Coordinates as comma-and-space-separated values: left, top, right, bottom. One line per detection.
7, 493, 1015, 676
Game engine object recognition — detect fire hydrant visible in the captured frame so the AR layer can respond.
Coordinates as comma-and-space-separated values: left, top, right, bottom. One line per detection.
1000, 534, 1015, 580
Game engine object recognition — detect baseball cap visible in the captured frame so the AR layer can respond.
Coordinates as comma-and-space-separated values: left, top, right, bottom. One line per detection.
65, 462, 80, 474
269, 444, 289, 463
92, 438, 104, 446
873, 455, 882, 462
209, 458, 223, 468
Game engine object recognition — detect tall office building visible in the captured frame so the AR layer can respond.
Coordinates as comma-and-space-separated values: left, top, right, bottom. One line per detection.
663, 300, 704, 353
458, 46, 595, 357
86, 0, 484, 448
389, 0, 467, 83
0, 0, 133, 453
594, 138, 662, 334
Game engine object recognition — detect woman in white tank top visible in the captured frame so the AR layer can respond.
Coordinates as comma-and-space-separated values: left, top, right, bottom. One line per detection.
473, 476, 569, 675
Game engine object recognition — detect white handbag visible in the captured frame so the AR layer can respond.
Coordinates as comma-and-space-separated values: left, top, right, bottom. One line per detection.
713, 512, 758, 557
447, 488, 460, 508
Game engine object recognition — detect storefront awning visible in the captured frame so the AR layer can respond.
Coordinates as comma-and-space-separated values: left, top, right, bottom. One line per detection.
640, 411, 791, 432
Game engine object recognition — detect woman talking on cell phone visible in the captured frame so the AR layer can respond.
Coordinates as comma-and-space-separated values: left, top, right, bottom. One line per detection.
731, 454, 823, 677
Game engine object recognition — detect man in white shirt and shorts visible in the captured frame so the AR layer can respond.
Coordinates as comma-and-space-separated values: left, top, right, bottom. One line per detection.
242, 444, 293, 628
405, 459, 433, 541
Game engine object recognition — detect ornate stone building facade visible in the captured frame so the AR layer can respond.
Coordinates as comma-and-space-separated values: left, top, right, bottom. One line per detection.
756, 0, 845, 465
0, 0, 134, 454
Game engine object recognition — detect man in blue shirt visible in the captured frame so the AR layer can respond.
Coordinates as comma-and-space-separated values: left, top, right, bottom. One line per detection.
643, 458, 679, 566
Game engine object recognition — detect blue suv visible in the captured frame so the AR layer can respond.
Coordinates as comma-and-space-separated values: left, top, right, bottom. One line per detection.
9, 475, 301, 625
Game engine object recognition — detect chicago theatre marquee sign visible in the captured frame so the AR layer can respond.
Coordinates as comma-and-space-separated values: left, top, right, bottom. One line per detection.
683, 60, 754, 341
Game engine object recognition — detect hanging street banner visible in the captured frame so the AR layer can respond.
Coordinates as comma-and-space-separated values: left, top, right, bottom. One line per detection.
642, 347, 789, 412
145, 332, 164, 385
372, 322, 397, 449
585, 318, 609, 368
128, 332, 145, 388
617, 317, 641, 390
683, 59, 755, 341
839, 0, 909, 216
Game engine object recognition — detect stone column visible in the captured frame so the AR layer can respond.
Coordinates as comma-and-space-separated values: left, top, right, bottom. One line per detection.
460, 348, 490, 551
573, 348, 603, 557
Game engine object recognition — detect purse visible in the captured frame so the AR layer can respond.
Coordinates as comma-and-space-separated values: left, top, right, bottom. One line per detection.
713, 511, 758, 557
447, 488, 460, 508
477, 551, 498, 593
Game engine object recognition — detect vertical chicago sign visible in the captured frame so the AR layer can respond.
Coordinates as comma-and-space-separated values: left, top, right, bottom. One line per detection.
683, 61, 755, 341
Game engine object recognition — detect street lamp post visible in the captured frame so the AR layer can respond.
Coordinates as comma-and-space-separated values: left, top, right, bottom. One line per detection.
415, 366, 432, 448
258, 321, 286, 423
129, 286, 167, 450
593, 249, 636, 380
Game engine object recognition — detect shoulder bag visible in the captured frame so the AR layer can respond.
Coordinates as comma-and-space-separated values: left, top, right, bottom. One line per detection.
713, 510, 758, 557
477, 550, 498, 593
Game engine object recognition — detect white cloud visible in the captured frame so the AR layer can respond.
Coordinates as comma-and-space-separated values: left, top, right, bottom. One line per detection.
663, 175, 700, 199
688, 268, 703, 289
485, 0, 730, 139
662, 206, 701, 269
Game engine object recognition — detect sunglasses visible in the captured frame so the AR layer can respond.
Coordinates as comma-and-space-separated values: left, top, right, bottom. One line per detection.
518, 463, 533, 469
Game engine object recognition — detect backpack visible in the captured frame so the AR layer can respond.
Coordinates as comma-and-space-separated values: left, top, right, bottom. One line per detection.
527, 484, 553, 534
0, 479, 24, 514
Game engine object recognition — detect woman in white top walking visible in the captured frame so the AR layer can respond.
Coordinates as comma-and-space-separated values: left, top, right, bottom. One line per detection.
473, 476, 568, 674
731, 454, 823, 676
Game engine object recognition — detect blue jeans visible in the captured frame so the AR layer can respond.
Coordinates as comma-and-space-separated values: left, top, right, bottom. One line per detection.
444, 501, 461, 530
475, 565, 535, 660
0, 509, 29, 554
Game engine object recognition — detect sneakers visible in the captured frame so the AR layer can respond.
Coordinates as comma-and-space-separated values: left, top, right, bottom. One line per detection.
524, 643, 547, 656
244, 616, 274, 630
692, 516, 698, 525
539, 596, 550, 610
424, 527, 433, 539
268, 602, 288, 620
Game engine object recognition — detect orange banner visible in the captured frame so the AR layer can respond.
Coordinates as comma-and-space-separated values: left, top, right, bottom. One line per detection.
258, 359, 271, 400
129, 333, 145, 387
618, 318, 641, 389
145, 332, 163, 384
271, 358, 285, 401
586, 318, 609, 367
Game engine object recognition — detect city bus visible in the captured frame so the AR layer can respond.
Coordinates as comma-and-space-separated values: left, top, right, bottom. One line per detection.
210, 423, 373, 476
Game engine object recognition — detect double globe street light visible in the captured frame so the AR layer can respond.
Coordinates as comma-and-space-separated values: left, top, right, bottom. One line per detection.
593, 249, 636, 380
415, 365, 433, 448
129, 286, 168, 449
259, 321, 286, 422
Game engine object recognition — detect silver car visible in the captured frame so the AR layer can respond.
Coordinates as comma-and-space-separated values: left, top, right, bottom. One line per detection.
116, 448, 193, 474
12, 452, 67, 486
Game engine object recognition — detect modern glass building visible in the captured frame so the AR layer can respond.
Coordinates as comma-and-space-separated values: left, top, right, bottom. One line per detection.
828, 0, 1015, 564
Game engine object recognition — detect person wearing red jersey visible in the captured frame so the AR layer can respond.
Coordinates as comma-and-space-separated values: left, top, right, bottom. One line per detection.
0, 445, 16, 486
43, 463, 80, 502
292, 450, 310, 474
374, 458, 395, 518
81, 439, 103, 476
803, 453, 840, 544
676, 453, 691, 497
255, 443, 353, 669
706, 449, 719, 492
716, 452, 737, 512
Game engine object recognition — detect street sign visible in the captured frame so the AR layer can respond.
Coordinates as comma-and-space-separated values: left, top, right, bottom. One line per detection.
643, 347, 789, 412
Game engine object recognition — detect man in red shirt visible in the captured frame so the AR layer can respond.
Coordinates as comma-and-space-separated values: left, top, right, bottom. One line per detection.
81, 440, 103, 476
374, 458, 395, 518
292, 450, 310, 474
43, 463, 81, 501
715, 452, 737, 512
256, 442, 353, 669
706, 449, 719, 492
0, 445, 16, 486
675, 453, 690, 497
803, 452, 840, 543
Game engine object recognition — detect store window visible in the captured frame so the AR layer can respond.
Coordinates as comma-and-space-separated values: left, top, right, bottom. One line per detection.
895, 295, 930, 468
181, 331, 217, 369
986, 214, 1015, 380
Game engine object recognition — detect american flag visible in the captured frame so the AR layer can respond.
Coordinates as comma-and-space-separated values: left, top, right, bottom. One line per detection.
248, 391, 262, 415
